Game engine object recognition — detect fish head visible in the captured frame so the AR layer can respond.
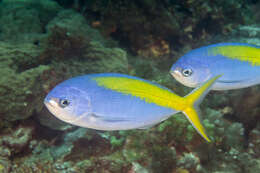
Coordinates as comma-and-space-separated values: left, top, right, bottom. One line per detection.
44, 81, 91, 125
170, 55, 212, 88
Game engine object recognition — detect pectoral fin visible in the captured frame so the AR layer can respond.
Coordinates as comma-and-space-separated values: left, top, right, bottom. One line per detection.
218, 79, 244, 83
90, 113, 131, 123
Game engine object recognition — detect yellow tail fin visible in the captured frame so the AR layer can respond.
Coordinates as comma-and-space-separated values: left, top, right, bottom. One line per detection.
182, 75, 222, 142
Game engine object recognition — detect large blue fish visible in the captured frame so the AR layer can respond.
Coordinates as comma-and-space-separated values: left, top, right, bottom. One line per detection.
44, 73, 220, 142
170, 43, 260, 90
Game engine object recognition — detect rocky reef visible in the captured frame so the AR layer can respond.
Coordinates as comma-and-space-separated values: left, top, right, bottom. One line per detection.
0, 0, 259, 173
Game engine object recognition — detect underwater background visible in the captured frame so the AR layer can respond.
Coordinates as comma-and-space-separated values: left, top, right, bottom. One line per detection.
0, 0, 260, 172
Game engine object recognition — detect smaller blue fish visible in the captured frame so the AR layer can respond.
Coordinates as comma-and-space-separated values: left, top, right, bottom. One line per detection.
170, 43, 260, 90
44, 73, 221, 142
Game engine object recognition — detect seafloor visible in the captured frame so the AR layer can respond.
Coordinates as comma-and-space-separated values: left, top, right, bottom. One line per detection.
0, 0, 259, 172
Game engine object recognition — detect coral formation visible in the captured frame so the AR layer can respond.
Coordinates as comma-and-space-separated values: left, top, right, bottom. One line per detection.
0, 0, 259, 173
0, 42, 49, 123
0, 0, 62, 43
0, 126, 33, 173
54, 0, 252, 56
0, 126, 33, 155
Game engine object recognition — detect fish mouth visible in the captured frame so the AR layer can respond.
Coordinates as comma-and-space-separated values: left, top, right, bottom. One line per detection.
170, 68, 198, 88
170, 67, 183, 80
44, 97, 85, 123
44, 98, 58, 108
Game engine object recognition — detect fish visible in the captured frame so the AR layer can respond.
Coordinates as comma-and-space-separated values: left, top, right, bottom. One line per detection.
170, 43, 260, 90
44, 73, 221, 142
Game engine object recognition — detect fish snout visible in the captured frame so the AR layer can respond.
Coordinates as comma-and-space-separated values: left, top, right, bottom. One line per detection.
44, 96, 79, 123
170, 67, 183, 79
44, 97, 59, 108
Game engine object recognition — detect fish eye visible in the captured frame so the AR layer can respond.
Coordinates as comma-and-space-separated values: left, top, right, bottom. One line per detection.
59, 99, 70, 108
182, 68, 193, 77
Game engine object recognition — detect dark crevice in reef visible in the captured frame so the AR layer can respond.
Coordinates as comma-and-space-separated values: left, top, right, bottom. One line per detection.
31, 115, 68, 145
52, 0, 252, 55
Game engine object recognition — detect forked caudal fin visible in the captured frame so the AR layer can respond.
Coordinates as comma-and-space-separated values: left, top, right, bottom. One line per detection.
182, 75, 222, 142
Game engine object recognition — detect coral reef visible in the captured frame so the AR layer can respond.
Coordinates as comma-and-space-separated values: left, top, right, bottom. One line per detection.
0, 0, 62, 43
0, 126, 33, 173
0, 126, 33, 156
0, 42, 49, 123
0, 6, 129, 128
0, 0, 259, 173
54, 0, 252, 57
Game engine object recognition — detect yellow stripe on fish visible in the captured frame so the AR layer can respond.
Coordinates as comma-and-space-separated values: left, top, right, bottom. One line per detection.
93, 76, 186, 111
209, 45, 260, 66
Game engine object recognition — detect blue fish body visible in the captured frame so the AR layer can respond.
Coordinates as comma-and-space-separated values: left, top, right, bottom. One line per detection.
170, 43, 260, 90
44, 73, 175, 130
44, 73, 221, 142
